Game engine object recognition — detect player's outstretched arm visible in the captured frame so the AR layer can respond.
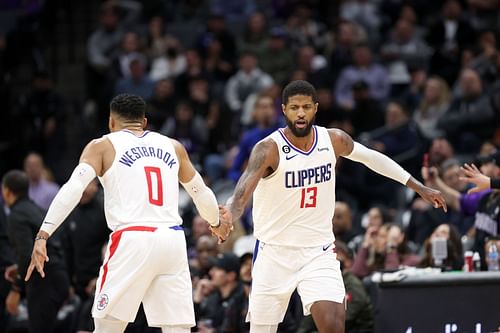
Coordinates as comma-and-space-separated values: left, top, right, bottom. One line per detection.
329, 128, 447, 212
226, 139, 277, 223
173, 139, 231, 241
26, 139, 104, 281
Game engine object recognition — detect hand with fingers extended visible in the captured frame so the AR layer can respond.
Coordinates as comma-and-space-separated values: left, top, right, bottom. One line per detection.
416, 185, 447, 212
209, 205, 233, 243
25, 235, 50, 281
460, 163, 491, 194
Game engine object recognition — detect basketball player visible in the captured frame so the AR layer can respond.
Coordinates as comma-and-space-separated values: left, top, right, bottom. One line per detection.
220, 80, 447, 333
25, 94, 233, 333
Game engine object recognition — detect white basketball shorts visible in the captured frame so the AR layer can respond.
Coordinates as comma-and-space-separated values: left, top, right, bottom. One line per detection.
92, 224, 195, 327
247, 240, 345, 325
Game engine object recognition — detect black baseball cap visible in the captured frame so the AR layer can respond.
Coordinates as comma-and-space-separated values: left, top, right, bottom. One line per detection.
210, 252, 240, 274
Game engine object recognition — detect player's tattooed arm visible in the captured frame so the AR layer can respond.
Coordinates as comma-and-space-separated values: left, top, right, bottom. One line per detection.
328, 128, 354, 158
227, 139, 277, 222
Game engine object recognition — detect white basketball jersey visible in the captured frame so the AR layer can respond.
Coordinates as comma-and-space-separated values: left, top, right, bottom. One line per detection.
253, 126, 336, 247
99, 130, 182, 230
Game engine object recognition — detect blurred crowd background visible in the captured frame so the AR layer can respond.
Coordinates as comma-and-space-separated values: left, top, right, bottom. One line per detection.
0, 0, 499, 332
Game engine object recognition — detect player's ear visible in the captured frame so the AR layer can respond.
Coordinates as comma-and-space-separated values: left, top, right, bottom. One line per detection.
281, 103, 286, 114
142, 117, 148, 129
108, 115, 114, 132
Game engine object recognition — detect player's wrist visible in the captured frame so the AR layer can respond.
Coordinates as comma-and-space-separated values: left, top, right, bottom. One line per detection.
35, 231, 49, 241
209, 220, 221, 228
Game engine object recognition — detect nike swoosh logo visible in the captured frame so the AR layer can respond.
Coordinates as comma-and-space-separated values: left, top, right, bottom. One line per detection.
43, 221, 55, 225
285, 154, 298, 160
323, 244, 331, 251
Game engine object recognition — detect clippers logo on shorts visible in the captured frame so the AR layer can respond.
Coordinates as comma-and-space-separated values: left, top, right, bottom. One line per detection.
96, 294, 109, 311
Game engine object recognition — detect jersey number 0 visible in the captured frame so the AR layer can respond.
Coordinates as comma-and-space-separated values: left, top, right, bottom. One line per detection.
144, 166, 163, 206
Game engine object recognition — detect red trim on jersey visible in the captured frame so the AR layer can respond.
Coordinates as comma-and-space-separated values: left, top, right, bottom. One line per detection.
99, 226, 157, 293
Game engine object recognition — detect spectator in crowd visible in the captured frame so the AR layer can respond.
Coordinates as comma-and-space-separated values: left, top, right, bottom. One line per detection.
187, 75, 223, 153
0, 199, 15, 332
470, 30, 498, 89
352, 223, 420, 279
113, 31, 143, 79
187, 215, 212, 260
174, 49, 206, 99
461, 162, 500, 193
23, 152, 60, 211
193, 252, 247, 333
335, 43, 390, 109
328, 20, 363, 80
114, 56, 155, 100
333, 201, 355, 244
87, 0, 142, 121
203, 35, 235, 91
349, 205, 391, 254
238, 11, 269, 60
144, 16, 170, 61
285, 3, 328, 51
147, 79, 177, 131
437, 68, 495, 153
413, 76, 451, 140
295, 45, 329, 88
228, 93, 279, 182
427, 0, 475, 85
190, 235, 219, 280
428, 137, 455, 166
61, 179, 109, 301
260, 27, 294, 86
408, 158, 473, 246
298, 241, 374, 333
149, 37, 187, 82
418, 223, 463, 271
197, 13, 237, 65
160, 100, 208, 165
225, 52, 274, 116
21, 72, 67, 177
344, 80, 385, 138
313, 87, 341, 128
2, 170, 69, 333
422, 152, 500, 264
381, 18, 431, 90
209, 0, 256, 26
363, 101, 419, 159
87, 1, 142, 76
340, 0, 381, 47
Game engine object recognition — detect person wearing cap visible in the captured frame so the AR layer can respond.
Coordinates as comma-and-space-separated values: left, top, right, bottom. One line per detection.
194, 252, 247, 332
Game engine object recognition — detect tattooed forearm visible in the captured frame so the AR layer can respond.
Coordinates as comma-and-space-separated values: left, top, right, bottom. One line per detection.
228, 140, 271, 222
